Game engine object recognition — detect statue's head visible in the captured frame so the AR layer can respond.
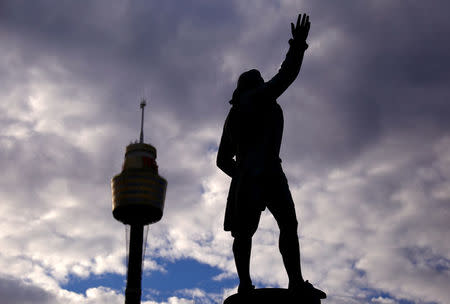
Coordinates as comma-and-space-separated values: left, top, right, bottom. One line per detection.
230, 69, 264, 104
237, 69, 264, 91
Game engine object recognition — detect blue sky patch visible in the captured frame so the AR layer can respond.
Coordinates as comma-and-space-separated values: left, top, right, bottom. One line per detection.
61, 257, 236, 301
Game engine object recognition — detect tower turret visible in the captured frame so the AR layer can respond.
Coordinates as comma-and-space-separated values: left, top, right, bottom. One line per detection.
112, 99, 167, 225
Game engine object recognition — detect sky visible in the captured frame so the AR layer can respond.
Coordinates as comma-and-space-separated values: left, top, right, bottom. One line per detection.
0, 0, 449, 303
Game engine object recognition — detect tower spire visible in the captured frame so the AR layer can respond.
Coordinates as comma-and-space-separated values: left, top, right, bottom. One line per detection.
139, 99, 146, 143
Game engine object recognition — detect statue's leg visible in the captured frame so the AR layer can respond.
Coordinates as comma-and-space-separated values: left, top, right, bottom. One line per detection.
280, 224, 304, 288
266, 172, 304, 288
232, 236, 252, 289
231, 210, 261, 292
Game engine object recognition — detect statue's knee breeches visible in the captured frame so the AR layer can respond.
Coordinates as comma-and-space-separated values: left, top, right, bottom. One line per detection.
231, 208, 262, 238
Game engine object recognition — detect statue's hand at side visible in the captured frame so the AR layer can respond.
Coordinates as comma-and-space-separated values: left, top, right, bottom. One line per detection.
291, 13, 310, 43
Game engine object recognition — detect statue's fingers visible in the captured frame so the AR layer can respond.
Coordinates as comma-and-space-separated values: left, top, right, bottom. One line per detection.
296, 14, 301, 29
291, 22, 295, 36
301, 14, 306, 28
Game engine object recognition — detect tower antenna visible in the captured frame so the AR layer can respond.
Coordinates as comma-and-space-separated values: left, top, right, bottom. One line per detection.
139, 99, 146, 143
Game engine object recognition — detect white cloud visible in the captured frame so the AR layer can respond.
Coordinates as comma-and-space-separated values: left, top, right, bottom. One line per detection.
371, 297, 398, 304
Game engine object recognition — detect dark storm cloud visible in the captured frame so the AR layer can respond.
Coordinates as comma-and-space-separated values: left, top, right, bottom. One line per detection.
0, 0, 242, 128
2, 1, 449, 140
273, 1, 450, 174
0, 0, 241, 214
0, 277, 56, 304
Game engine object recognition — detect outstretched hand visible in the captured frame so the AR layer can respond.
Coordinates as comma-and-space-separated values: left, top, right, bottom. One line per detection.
291, 13, 310, 42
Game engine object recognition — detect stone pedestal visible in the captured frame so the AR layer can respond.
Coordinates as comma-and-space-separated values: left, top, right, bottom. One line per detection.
224, 288, 322, 304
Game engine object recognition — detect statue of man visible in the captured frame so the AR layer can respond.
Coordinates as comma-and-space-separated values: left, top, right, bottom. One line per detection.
217, 13, 326, 299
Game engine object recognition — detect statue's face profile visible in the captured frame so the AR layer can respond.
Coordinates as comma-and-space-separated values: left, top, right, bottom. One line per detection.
238, 69, 264, 92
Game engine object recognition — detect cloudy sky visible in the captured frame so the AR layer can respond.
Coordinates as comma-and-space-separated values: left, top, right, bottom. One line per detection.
1, 1, 449, 303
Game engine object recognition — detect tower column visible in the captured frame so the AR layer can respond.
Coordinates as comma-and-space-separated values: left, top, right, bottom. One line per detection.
125, 224, 144, 304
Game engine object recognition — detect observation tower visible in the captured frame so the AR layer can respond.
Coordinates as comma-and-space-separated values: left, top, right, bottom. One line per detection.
111, 100, 167, 304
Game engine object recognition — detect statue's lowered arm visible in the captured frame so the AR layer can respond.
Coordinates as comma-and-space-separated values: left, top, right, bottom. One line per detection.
217, 112, 237, 178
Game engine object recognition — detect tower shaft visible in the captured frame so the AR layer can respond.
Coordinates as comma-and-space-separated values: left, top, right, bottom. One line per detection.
125, 224, 144, 304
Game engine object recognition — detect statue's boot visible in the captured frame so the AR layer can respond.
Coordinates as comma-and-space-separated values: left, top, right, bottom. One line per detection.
237, 283, 255, 294
289, 280, 327, 299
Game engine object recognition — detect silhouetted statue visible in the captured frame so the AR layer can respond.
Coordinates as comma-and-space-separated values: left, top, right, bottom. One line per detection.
217, 14, 326, 301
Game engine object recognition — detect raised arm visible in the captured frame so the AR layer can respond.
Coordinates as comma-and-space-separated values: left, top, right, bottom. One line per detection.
264, 13, 310, 100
